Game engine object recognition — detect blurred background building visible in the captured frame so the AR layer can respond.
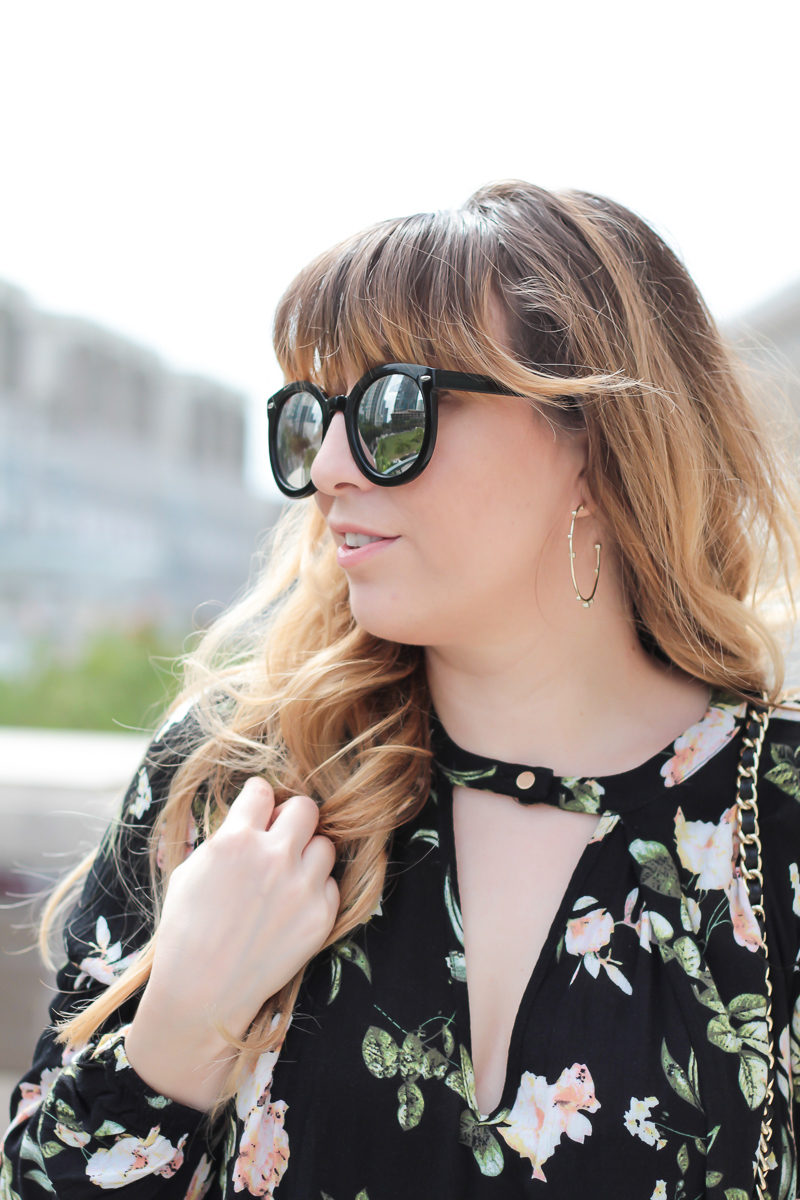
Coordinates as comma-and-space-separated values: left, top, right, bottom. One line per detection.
0, 277, 280, 679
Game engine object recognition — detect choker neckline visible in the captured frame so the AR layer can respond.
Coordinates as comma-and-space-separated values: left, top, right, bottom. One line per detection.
429, 710, 560, 805
428, 689, 745, 811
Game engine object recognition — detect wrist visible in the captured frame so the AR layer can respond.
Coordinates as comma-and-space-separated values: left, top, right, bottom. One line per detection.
126, 985, 236, 1111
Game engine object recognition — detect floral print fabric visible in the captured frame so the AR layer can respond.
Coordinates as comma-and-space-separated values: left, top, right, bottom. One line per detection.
3, 691, 800, 1199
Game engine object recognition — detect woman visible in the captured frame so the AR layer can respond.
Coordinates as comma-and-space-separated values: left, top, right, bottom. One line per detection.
3, 180, 800, 1199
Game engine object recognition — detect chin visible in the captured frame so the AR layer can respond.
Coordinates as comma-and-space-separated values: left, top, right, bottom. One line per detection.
347, 588, 443, 648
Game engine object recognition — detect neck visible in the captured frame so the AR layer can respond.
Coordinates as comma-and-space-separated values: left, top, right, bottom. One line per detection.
424, 593, 709, 779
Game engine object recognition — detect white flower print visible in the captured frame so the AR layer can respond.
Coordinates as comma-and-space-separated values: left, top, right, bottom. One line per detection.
233, 1047, 290, 1196
725, 870, 763, 952
565, 906, 632, 994
498, 1063, 600, 1182
790, 1002, 800, 1107
74, 916, 139, 990
660, 699, 744, 786
673, 805, 735, 891
623, 1096, 666, 1149
622, 889, 673, 952
650, 1182, 667, 1200
85, 1126, 187, 1188
184, 1153, 214, 1200
5, 1065, 61, 1138
674, 804, 763, 948
54, 1121, 91, 1148
128, 767, 153, 819
790, 862, 800, 917
565, 908, 614, 957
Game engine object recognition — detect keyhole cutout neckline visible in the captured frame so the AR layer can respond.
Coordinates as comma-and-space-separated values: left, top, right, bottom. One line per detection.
428, 687, 730, 815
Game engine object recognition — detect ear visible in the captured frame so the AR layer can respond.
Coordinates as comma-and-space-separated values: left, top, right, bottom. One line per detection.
570, 434, 594, 516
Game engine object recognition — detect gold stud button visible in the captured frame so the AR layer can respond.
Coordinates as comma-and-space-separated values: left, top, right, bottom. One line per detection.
516, 770, 536, 790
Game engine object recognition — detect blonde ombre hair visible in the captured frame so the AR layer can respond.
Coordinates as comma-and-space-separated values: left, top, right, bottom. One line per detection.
46, 180, 800, 1106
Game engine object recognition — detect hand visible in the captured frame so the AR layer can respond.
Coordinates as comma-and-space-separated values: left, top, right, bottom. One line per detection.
126, 778, 338, 1108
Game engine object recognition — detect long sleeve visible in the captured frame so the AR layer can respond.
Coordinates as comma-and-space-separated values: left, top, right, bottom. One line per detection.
0, 707, 221, 1199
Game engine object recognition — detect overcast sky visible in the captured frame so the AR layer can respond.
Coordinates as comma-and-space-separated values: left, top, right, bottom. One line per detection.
1, 0, 798, 489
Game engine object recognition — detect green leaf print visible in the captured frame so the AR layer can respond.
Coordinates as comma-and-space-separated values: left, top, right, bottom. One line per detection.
93, 1121, 128, 1139
559, 778, 604, 814
362, 1027, 400, 1079
672, 937, 703, 979
397, 1080, 425, 1130
648, 912, 675, 944
20, 1135, 47, 1171
320, 1192, 371, 1200
444, 868, 464, 946
706, 1171, 723, 1188
218, 1113, 237, 1192
779, 1122, 794, 1200
738, 1048, 768, 1110
1, 1152, 24, 1200
707, 1014, 743, 1054
737, 1019, 770, 1054
677, 1141, 690, 1174
764, 743, 800, 799
399, 1033, 426, 1081
628, 839, 682, 898
409, 828, 439, 848
459, 1111, 505, 1177
329, 939, 372, 1003
53, 1099, 82, 1132
328, 956, 342, 1004
445, 1070, 468, 1100
363, 1012, 467, 1135
691, 982, 726, 1015
446, 950, 467, 982
40, 1142, 64, 1159
337, 942, 372, 981
727, 993, 767, 1021
22, 1169, 55, 1194
441, 764, 498, 787
421, 1047, 450, 1081
725, 1190, 751, 1200
661, 1040, 702, 1110
688, 1050, 700, 1103
460, 1044, 480, 1115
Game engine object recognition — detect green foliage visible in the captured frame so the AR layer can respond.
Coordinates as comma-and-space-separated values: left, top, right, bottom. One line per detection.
0, 625, 185, 731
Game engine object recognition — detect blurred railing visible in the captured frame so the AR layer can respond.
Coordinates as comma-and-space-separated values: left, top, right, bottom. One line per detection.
0, 727, 147, 1122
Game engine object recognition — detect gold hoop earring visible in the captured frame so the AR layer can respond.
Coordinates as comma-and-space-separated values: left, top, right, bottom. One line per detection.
568, 506, 601, 608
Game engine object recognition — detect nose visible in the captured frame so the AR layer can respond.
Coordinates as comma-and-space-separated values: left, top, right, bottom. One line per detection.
309, 410, 370, 495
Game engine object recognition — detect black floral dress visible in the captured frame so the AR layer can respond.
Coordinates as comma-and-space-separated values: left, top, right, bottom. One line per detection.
3, 692, 800, 1200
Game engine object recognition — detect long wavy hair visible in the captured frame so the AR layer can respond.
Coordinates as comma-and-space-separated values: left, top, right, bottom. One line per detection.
45, 180, 800, 1108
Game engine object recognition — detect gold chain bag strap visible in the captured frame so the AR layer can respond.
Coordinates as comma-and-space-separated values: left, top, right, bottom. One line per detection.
735, 702, 774, 1199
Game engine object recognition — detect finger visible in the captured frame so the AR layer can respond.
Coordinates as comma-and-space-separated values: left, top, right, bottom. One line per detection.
301, 833, 336, 879
268, 793, 320, 853
323, 875, 341, 923
224, 777, 276, 832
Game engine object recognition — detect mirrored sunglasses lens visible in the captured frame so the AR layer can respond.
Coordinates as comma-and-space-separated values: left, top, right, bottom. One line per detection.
275, 391, 324, 489
357, 375, 426, 477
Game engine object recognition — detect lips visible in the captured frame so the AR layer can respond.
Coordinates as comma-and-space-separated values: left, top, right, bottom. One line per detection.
329, 524, 396, 551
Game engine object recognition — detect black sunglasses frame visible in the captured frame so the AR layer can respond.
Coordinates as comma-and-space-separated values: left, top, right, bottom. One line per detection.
267, 362, 521, 497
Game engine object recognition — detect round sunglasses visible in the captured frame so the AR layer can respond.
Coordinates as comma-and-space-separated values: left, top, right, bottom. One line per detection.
267, 362, 521, 497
